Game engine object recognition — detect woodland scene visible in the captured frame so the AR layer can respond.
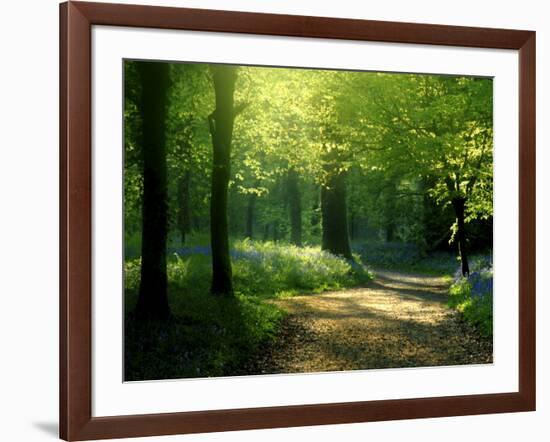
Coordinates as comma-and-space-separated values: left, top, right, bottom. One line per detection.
124, 61, 493, 381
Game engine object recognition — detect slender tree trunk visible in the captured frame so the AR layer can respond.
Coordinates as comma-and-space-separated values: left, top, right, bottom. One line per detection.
384, 180, 397, 242
386, 222, 396, 242
177, 171, 191, 246
452, 197, 470, 276
245, 192, 256, 239
422, 178, 436, 249
287, 168, 302, 246
310, 188, 321, 237
349, 212, 356, 241
208, 66, 238, 296
321, 172, 353, 259
136, 62, 171, 320
273, 221, 280, 242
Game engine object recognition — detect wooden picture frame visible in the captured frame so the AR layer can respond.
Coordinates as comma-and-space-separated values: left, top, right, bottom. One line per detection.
60, 1, 536, 440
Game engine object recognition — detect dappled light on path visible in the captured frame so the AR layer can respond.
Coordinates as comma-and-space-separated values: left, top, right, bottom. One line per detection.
241, 270, 492, 375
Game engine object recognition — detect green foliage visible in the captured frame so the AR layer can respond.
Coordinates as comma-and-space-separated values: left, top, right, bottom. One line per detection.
448, 281, 493, 338
125, 291, 283, 381
125, 256, 283, 380
448, 265, 493, 338
231, 239, 372, 297
125, 60, 493, 253
367, 74, 493, 222
126, 240, 373, 303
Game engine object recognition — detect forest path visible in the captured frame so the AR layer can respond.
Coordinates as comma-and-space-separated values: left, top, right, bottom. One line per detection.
243, 269, 492, 374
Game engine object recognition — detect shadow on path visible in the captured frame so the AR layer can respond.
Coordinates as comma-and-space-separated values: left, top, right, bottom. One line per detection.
240, 269, 492, 375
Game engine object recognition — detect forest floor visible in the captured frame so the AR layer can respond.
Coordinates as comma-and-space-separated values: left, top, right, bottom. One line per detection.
240, 269, 493, 374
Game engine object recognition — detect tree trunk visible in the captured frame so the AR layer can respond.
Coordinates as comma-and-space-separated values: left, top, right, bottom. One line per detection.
386, 222, 396, 242
452, 197, 470, 276
245, 192, 256, 239
287, 168, 302, 246
384, 181, 397, 242
273, 221, 280, 242
136, 62, 171, 320
177, 171, 191, 246
263, 223, 270, 241
321, 172, 353, 260
208, 66, 238, 296
310, 189, 321, 237
349, 212, 356, 241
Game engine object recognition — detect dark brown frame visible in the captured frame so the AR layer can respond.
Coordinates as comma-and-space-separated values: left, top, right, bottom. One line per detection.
60, 1, 536, 440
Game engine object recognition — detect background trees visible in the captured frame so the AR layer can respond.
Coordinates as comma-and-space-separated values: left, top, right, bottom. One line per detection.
356, 74, 493, 274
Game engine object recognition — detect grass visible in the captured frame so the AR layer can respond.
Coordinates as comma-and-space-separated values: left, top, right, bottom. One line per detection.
448, 256, 493, 338
125, 239, 373, 381
125, 291, 283, 380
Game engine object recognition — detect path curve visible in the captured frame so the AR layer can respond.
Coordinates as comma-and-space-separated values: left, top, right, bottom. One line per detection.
242, 269, 492, 375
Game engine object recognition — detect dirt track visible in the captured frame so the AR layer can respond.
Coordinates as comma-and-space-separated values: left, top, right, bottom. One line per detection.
242, 270, 492, 374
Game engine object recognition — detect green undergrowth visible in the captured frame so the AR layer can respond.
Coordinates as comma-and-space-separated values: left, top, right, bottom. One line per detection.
231, 239, 373, 297
448, 258, 493, 338
125, 290, 283, 381
448, 281, 493, 338
125, 240, 373, 381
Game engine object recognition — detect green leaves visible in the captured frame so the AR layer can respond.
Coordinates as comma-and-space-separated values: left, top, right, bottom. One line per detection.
357, 73, 493, 224
125, 59, 493, 253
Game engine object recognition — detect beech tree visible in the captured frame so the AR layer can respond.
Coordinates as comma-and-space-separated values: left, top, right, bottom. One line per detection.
135, 61, 171, 320
208, 65, 246, 296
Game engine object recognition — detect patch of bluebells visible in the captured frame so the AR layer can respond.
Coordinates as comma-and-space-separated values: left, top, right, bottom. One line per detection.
453, 255, 493, 299
469, 272, 493, 298
354, 242, 422, 267
233, 239, 358, 272
170, 242, 358, 269
448, 255, 493, 337
354, 242, 458, 274
118, 239, 373, 299
234, 240, 373, 292
169, 245, 211, 257
169, 245, 297, 261
168, 246, 270, 262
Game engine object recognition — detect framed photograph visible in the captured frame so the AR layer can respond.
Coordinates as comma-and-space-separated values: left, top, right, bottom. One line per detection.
60, 1, 535, 440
